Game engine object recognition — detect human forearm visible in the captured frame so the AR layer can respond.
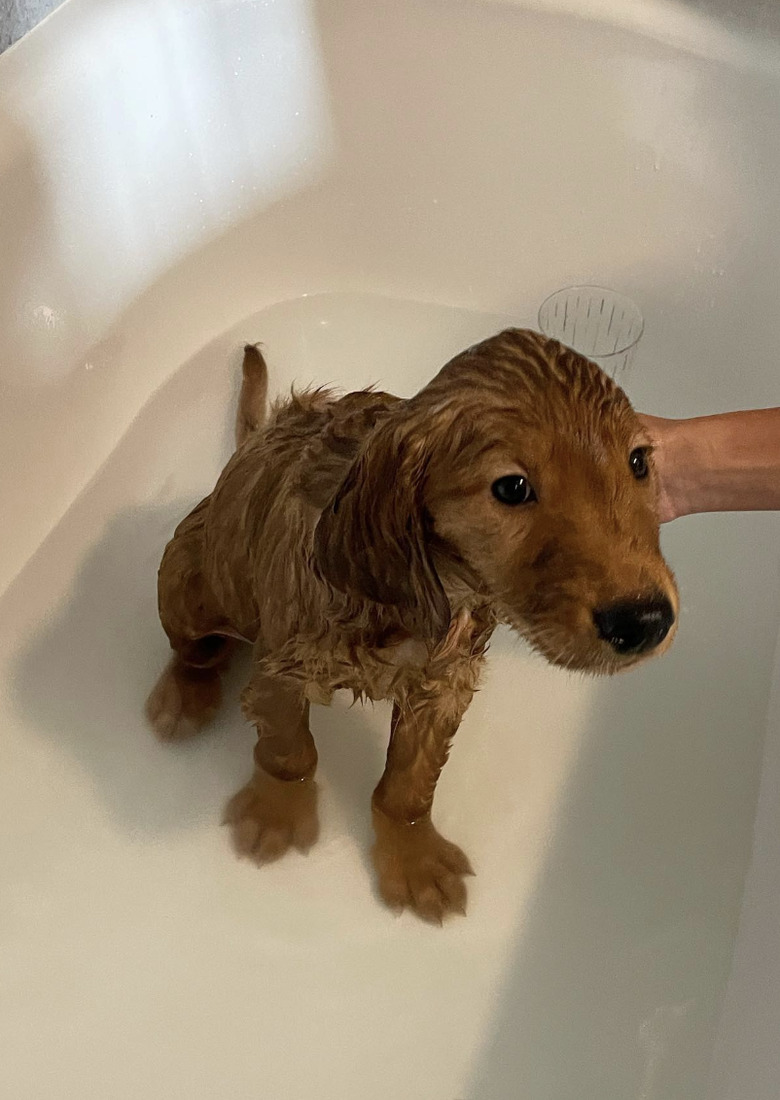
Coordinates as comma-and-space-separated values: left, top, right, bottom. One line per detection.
638, 409, 780, 522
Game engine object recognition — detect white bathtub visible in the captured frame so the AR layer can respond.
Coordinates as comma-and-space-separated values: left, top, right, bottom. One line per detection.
1, 1, 779, 1096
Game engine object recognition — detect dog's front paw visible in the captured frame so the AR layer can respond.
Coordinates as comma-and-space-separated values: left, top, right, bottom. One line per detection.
145, 660, 222, 741
223, 771, 319, 864
372, 811, 474, 924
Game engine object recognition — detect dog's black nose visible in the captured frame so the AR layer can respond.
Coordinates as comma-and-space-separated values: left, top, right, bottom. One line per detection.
593, 597, 675, 655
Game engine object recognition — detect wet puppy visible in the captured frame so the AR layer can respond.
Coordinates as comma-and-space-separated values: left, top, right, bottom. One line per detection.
147, 329, 677, 922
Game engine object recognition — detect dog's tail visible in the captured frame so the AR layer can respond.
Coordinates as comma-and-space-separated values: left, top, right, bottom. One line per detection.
235, 343, 268, 448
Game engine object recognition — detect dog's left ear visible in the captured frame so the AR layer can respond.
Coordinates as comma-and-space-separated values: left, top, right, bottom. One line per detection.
312, 412, 451, 640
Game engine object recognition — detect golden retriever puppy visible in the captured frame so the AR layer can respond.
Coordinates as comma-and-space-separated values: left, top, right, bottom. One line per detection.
146, 329, 677, 922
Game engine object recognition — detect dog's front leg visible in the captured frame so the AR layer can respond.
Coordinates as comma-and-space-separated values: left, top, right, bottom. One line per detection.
223, 670, 319, 864
372, 681, 476, 924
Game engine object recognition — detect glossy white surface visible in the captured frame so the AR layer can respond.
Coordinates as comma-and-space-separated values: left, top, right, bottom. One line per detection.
1, 3, 779, 1098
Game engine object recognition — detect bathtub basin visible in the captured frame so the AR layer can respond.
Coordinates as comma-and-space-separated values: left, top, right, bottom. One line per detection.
1, 1, 779, 1097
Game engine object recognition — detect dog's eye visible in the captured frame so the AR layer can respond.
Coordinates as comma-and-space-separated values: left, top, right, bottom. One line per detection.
491, 475, 537, 505
629, 447, 650, 480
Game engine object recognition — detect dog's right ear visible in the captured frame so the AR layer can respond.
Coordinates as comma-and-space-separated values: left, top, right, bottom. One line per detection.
312, 413, 450, 640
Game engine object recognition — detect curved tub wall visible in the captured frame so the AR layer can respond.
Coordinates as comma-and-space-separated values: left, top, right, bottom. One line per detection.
706, 630, 780, 1100
3, 0, 780, 593
1, 3, 779, 1099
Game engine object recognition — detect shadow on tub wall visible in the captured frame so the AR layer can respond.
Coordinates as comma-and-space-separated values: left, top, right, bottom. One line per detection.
681, 0, 780, 40
9, 498, 391, 857
10, 498, 256, 834
465, 506, 780, 1099
5, 339, 389, 870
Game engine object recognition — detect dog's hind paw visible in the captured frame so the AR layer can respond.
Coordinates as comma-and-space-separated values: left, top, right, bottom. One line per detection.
372, 811, 474, 924
223, 771, 320, 864
145, 659, 222, 741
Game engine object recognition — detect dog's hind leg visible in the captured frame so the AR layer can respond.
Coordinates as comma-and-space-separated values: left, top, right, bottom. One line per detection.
235, 343, 268, 448
146, 636, 237, 743
223, 668, 319, 863
146, 499, 240, 741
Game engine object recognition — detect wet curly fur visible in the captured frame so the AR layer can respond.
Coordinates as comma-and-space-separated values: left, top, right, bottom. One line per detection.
147, 330, 678, 923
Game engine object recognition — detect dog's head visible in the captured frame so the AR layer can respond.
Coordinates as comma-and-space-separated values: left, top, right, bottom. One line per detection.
314, 328, 677, 674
